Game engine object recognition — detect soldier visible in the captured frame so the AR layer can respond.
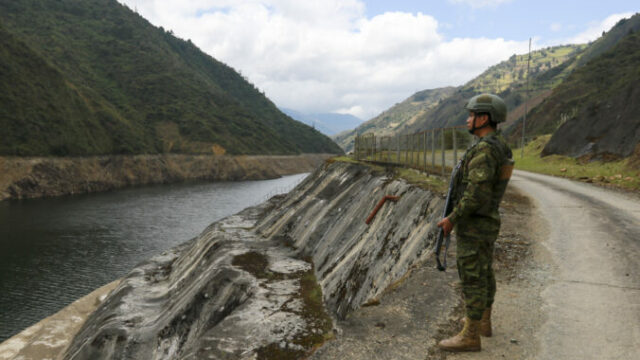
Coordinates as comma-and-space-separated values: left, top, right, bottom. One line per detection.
436, 94, 514, 352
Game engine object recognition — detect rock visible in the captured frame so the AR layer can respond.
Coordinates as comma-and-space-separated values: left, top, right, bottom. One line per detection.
61, 161, 443, 359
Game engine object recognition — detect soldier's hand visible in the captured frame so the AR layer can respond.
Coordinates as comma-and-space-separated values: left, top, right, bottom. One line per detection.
437, 217, 453, 236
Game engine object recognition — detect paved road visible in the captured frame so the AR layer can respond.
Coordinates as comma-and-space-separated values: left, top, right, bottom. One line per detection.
510, 170, 640, 360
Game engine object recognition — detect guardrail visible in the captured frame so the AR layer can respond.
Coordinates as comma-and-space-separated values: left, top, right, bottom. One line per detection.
353, 126, 472, 176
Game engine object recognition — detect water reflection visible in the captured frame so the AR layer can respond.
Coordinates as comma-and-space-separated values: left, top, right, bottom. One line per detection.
0, 173, 308, 341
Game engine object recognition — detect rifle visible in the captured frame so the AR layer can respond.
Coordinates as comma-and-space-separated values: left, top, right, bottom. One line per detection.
435, 157, 464, 271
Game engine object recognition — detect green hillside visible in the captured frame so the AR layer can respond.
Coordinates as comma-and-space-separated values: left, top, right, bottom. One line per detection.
368, 13, 640, 150
0, 0, 342, 156
332, 87, 456, 152
0, 23, 121, 155
402, 43, 586, 135
529, 30, 640, 159
508, 13, 640, 142
336, 42, 586, 154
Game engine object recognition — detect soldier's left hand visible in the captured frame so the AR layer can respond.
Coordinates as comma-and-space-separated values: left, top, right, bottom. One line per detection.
437, 217, 453, 236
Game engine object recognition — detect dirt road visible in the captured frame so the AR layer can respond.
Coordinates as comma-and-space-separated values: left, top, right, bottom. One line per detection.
447, 170, 640, 360
513, 170, 640, 359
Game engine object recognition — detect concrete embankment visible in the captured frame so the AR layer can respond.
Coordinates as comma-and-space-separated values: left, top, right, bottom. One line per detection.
1, 160, 454, 360
0, 153, 333, 201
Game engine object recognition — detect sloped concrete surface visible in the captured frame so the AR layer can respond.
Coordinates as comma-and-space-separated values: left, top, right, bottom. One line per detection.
46, 161, 446, 359
256, 162, 443, 318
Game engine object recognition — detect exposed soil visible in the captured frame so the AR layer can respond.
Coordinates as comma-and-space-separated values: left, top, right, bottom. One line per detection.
0, 153, 333, 201
311, 184, 539, 360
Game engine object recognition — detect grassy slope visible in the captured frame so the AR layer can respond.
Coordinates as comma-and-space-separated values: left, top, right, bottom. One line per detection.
0, 0, 342, 156
332, 87, 456, 152
329, 156, 448, 193
0, 23, 121, 155
522, 30, 640, 159
333, 41, 580, 152
515, 135, 640, 192
508, 13, 640, 143
399, 44, 585, 137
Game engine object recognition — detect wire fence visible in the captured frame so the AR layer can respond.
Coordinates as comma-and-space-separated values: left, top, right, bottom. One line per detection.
353, 126, 473, 176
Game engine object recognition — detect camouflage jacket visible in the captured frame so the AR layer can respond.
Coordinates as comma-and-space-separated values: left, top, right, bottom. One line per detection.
448, 131, 513, 225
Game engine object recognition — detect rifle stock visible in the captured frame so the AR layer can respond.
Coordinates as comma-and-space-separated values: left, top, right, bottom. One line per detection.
435, 159, 463, 271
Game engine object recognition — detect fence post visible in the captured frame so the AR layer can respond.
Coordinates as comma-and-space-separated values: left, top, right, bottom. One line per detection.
441, 129, 446, 176
416, 134, 419, 166
423, 132, 427, 171
431, 131, 436, 167
404, 135, 408, 165
453, 129, 457, 165
396, 134, 400, 165
409, 134, 414, 167
411, 134, 414, 166
354, 136, 357, 160
375, 135, 378, 162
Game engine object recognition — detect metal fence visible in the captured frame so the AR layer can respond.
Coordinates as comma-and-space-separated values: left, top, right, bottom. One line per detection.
353, 126, 472, 176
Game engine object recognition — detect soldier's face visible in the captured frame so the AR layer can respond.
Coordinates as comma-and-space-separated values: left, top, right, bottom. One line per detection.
467, 112, 489, 132
466, 112, 476, 130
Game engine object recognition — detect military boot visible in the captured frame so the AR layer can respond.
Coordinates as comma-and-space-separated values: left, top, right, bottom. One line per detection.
459, 307, 492, 337
438, 317, 481, 352
480, 307, 492, 337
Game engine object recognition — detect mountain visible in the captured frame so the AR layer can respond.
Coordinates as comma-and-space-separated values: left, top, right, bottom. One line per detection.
332, 42, 586, 154
0, 22, 118, 156
355, 12, 640, 157
508, 13, 640, 143
532, 29, 640, 160
280, 109, 363, 136
0, 0, 342, 156
332, 87, 456, 152
401, 43, 587, 136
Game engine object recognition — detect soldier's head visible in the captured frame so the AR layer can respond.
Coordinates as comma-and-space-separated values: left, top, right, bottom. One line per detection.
465, 94, 506, 136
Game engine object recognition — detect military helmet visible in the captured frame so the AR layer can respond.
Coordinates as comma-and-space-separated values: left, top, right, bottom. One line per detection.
465, 94, 507, 123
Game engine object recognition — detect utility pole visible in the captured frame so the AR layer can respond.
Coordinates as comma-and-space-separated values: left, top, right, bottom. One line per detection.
521, 37, 531, 159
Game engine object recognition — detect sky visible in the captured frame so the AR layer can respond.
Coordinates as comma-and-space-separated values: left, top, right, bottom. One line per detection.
119, 0, 637, 120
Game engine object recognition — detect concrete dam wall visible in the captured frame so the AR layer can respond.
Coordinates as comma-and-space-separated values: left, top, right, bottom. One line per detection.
60, 161, 444, 359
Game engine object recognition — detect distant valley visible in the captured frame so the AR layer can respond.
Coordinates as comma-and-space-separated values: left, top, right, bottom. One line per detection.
280, 108, 363, 136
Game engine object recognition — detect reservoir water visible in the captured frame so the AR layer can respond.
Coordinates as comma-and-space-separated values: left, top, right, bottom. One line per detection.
0, 173, 308, 342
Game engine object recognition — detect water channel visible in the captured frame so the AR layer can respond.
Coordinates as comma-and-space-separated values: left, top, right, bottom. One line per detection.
0, 173, 308, 341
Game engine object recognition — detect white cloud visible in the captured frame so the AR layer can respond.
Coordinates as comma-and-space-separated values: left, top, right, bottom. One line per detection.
568, 12, 635, 44
447, 0, 512, 8
550, 22, 562, 32
120, 0, 528, 119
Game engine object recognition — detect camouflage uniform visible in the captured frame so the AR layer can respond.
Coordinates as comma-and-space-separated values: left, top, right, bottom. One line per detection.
448, 131, 513, 320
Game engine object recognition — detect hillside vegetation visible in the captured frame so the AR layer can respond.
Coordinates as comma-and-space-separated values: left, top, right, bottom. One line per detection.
335, 42, 586, 154
0, 0, 342, 156
531, 30, 640, 159
403, 43, 586, 136
516, 136, 640, 192
508, 13, 640, 143
343, 13, 640, 158
332, 87, 456, 152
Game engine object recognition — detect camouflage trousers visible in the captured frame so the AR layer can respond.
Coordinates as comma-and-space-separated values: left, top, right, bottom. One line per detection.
455, 217, 499, 320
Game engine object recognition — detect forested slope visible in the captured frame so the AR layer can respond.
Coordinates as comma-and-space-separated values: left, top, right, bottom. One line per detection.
0, 0, 342, 156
